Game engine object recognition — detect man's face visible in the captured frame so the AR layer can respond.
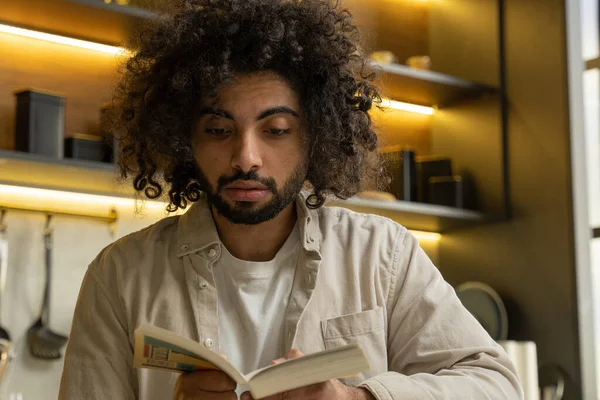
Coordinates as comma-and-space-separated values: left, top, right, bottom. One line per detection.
193, 71, 308, 225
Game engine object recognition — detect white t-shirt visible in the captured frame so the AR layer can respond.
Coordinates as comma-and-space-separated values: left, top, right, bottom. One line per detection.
212, 223, 300, 397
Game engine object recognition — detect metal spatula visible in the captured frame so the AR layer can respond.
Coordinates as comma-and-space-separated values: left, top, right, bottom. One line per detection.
27, 216, 68, 360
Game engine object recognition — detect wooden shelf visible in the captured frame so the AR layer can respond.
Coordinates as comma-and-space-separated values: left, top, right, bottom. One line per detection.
0, 150, 492, 232
0, 150, 133, 198
0, 0, 159, 46
375, 62, 498, 108
328, 197, 489, 233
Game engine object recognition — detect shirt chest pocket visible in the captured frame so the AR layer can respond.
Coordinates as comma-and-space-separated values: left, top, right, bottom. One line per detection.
321, 307, 387, 386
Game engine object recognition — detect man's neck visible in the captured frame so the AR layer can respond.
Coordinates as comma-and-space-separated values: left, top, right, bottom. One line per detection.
211, 203, 298, 262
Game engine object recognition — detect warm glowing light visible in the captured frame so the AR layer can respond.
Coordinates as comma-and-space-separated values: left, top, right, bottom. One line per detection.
0, 184, 169, 220
410, 230, 442, 242
0, 24, 128, 55
381, 98, 435, 116
1, 185, 442, 240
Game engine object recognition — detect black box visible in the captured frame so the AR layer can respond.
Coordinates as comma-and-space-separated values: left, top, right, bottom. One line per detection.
99, 104, 120, 164
15, 89, 65, 158
64, 134, 108, 162
101, 137, 120, 164
429, 176, 464, 208
384, 149, 417, 201
416, 157, 453, 203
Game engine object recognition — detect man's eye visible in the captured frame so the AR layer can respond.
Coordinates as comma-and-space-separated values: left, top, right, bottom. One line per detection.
266, 128, 291, 135
205, 128, 230, 136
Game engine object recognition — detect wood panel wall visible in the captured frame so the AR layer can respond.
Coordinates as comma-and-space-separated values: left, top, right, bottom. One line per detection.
0, 32, 121, 150
430, 0, 582, 397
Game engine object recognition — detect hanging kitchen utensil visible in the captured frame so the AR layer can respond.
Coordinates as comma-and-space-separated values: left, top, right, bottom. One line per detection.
0, 211, 10, 342
0, 210, 13, 386
27, 215, 68, 359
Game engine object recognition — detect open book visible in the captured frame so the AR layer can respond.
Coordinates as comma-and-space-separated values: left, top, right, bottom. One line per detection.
133, 324, 371, 399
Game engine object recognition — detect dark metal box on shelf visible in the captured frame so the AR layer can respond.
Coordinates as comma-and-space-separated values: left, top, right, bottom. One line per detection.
429, 176, 464, 208
383, 149, 417, 202
64, 134, 110, 163
416, 157, 453, 203
14, 90, 65, 159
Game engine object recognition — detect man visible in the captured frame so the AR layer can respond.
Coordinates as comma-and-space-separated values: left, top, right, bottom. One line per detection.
59, 0, 522, 399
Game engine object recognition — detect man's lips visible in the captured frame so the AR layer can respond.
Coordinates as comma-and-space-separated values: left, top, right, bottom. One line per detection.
224, 181, 270, 202
226, 181, 268, 190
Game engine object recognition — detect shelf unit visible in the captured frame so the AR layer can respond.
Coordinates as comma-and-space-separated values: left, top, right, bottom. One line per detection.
375, 62, 498, 107
0, 149, 493, 232
0, 0, 509, 234
0, 150, 126, 198
0, 0, 158, 46
328, 198, 489, 233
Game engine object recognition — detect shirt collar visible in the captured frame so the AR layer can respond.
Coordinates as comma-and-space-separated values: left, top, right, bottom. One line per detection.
176, 192, 321, 258
295, 192, 321, 253
176, 197, 221, 257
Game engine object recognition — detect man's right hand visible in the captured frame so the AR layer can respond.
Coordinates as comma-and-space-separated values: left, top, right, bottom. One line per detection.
173, 370, 237, 400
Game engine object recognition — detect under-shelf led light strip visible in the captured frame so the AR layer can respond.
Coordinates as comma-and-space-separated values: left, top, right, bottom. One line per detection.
0, 184, 441, 241
0, 184, 168, 219
381, 98, 436, 116
0, 23, 127, 55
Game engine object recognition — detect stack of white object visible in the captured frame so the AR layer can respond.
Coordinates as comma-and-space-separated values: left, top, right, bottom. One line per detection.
499, 341, 539, 400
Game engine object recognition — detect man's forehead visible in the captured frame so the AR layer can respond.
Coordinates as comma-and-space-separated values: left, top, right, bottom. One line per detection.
214, 72, 297, 97
199, 72, 302, 115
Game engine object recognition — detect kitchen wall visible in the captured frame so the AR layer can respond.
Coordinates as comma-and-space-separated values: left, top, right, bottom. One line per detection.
429, 0, 583, 397
0, 204, 165, 400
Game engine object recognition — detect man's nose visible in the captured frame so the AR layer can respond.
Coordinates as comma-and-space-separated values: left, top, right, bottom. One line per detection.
230, 131, 263, 173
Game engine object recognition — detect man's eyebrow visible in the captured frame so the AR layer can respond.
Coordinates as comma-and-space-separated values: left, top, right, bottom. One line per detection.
257, 106, 300, 121
197, 108, 234, 120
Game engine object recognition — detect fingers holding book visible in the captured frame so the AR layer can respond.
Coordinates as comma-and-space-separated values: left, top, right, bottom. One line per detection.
173, 370, 237, 400
271, 348, 304, 365
240, 349, 374, 400
240, 378, 374, 400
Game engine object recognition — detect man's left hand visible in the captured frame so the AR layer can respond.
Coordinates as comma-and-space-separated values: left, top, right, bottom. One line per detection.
240, 349, 375, 400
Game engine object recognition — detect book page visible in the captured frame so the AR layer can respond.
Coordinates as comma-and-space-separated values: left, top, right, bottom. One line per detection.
134, 324, 246, 384
247, 343, 370, 399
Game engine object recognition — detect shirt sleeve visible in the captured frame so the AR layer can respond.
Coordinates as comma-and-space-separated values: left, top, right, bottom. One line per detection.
58, 255, 138, 400
360, 231, 523, 400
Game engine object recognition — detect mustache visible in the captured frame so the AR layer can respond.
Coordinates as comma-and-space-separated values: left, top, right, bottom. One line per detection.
217, 170, 277, 193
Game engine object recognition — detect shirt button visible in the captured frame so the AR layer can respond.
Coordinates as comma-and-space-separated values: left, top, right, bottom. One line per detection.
181, 244, 189, 251
203, 338, 214, 348
199, 281, 208, 289
308, 236, 315, 243
208, 248, 217, 258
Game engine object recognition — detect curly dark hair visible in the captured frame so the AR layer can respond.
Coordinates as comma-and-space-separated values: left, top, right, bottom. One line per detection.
108, 0, 384, 212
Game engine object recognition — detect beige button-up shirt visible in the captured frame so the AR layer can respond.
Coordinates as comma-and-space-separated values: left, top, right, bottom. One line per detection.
59, 196, 522, 400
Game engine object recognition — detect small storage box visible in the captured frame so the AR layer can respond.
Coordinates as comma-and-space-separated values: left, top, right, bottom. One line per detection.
429, 175, 464, 208
416, 157, 453, 203
64, 134, 107, 162
384, 149, 417, 201
14, 89, 65, 158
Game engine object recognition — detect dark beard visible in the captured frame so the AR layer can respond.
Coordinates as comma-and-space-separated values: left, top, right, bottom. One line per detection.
195, 166, 307, 225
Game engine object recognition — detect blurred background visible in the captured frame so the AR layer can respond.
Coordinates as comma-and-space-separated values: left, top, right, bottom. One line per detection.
0, 0, 597, 398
